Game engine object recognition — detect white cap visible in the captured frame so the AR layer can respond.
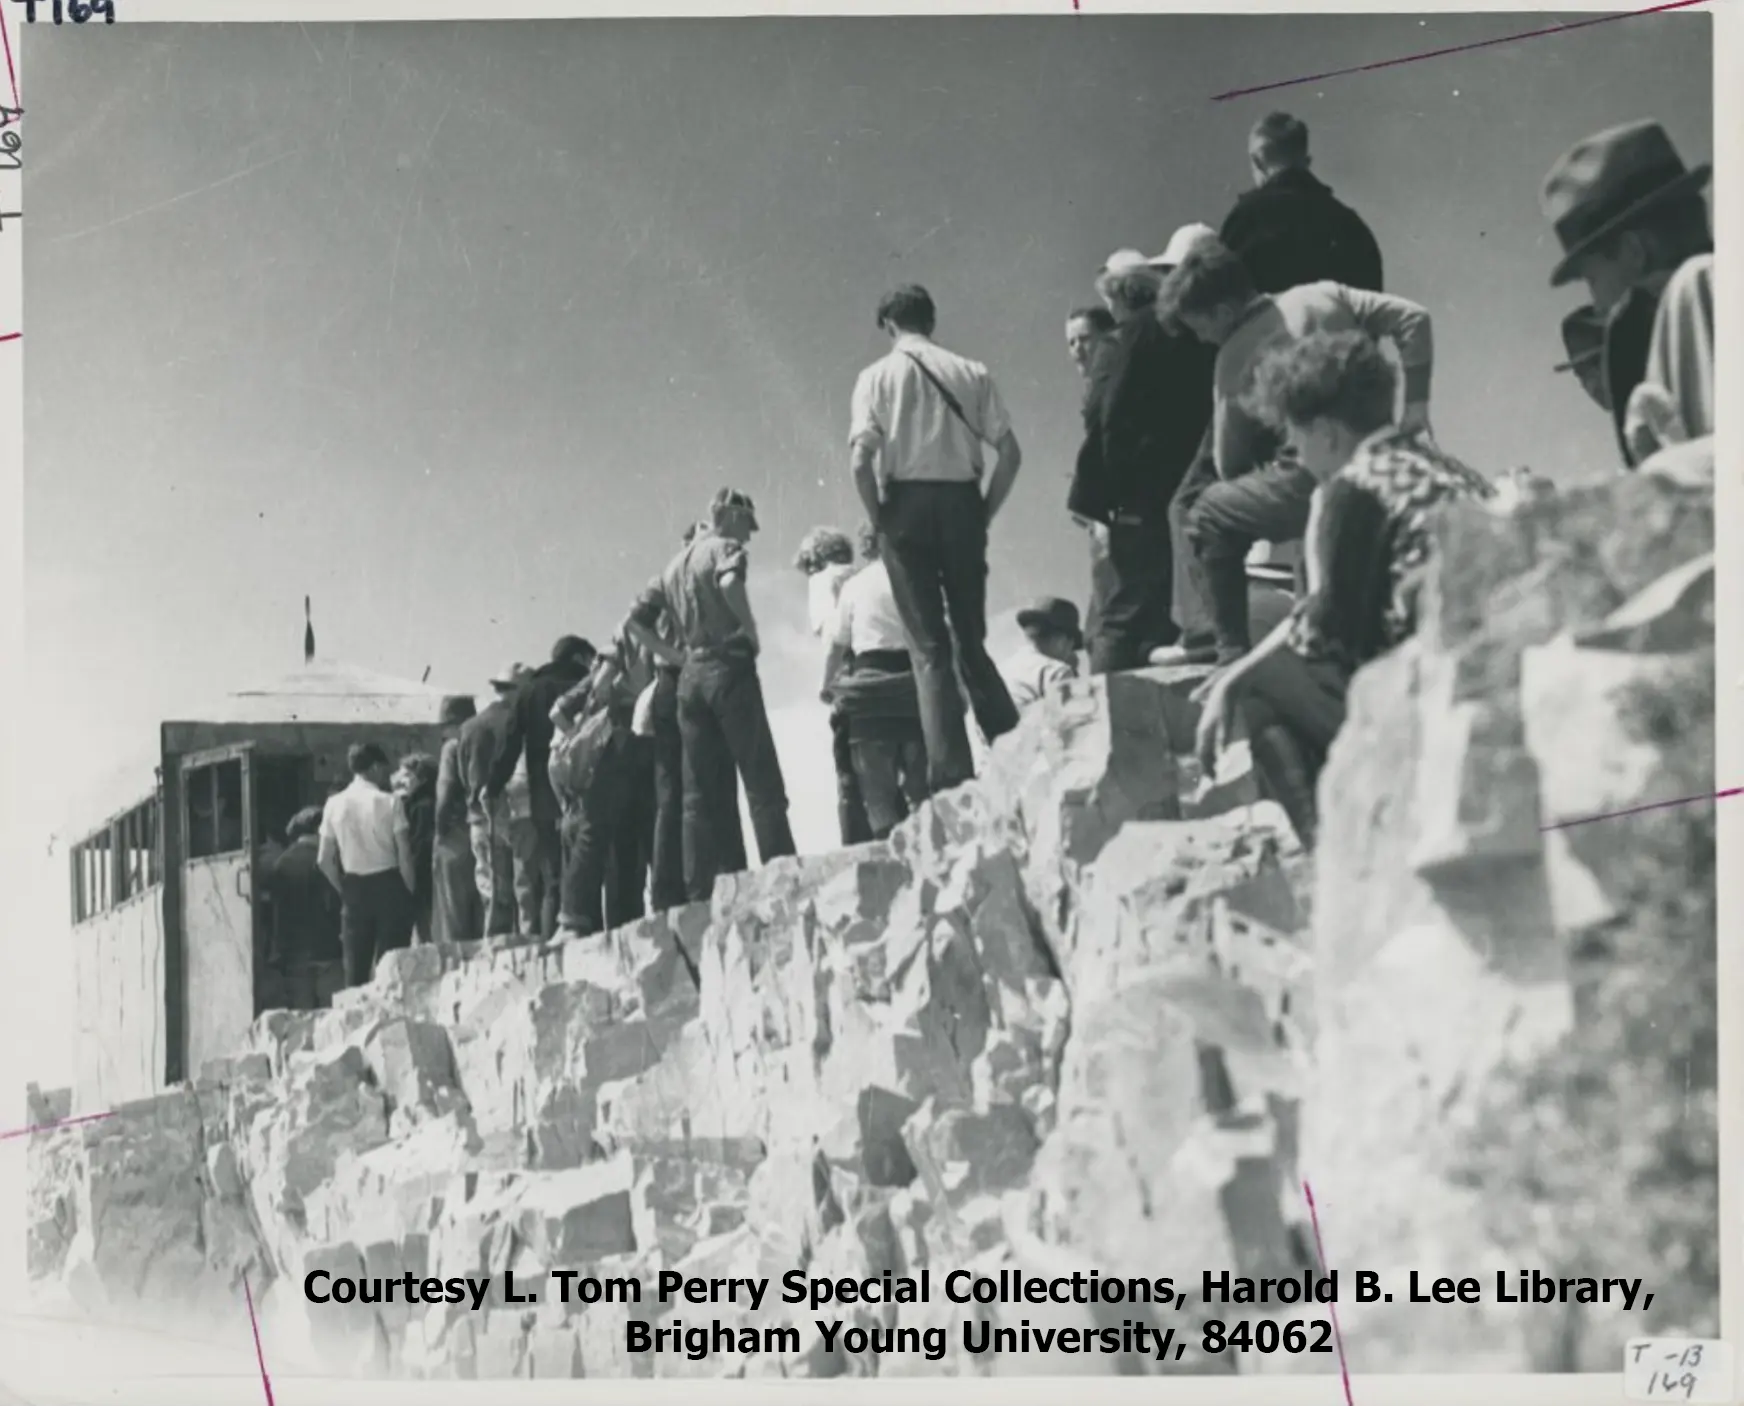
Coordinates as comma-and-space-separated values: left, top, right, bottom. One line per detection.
1146, 222, 1219, 269
1100, 248, 1156, 277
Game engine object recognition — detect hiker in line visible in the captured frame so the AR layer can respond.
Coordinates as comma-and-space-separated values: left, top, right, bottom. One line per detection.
1193, 330, 1491, 849
1554, 306, 1610, 412
456, 663, 528, 938
1220, 111, 1384, 297
432, 695, 481, 944
269, 805, 340, 1007
1069, 240, 1216, 674
1158, 238, 1435, 667
1000, 597, 1084, 712
317, 742, 416, 987
393, 752, 439, 945
1065, 304, 1120, 665
1537, 120, 1711, 469
549, 641, 643, 938
796, 526, 873, 846
481, 634, 598, 940
848, 284, 1022, 791
826, 524, 930, 841
637, 522, 747, 910
625, 488, 795, 902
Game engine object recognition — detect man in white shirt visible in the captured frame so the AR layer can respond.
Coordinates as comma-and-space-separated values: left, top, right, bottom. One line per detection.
1001, 597, 1084, 711
848, 284, 1022, 793
317, 742, 416, 988
826, 527, 930, 841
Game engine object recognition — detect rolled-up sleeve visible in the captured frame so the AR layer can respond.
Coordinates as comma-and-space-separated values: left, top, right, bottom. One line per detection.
978, 371, 1013, 445
1332, 283, 1433, 399
849, 368, 886, 452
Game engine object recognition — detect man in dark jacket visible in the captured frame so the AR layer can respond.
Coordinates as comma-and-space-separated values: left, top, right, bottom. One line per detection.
1068, 249, 1216, 674
1220, 112, 1383, 297
456, 662, 527, 937
482, 634, 596, 940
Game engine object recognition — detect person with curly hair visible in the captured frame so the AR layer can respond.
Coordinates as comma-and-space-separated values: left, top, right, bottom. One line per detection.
1193, 330, 1491, 849
795, 526, 872, 845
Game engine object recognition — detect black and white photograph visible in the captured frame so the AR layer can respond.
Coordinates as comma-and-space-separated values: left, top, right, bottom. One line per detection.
0, 3, 1727, 1398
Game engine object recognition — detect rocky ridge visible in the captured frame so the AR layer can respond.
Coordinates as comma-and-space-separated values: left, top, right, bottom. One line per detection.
25, 468, 1716, 1379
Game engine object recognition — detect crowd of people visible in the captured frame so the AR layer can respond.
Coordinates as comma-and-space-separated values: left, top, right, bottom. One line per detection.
298, 109, 1714, 991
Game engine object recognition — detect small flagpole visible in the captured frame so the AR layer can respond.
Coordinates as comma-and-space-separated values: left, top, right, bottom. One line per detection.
303, 596, 316, 664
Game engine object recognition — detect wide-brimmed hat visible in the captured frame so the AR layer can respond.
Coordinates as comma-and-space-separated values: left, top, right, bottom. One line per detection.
1553, 305, 1605, 373
1016, 596, 1083, 646
488, 661, 529, 689
1146, 222, 1219, 269
439, 695, 478, 726
1541, 120, 1710, 287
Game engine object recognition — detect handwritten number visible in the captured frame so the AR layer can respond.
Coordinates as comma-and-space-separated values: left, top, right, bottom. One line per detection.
0, 132, 19, 172
68, 0, 90, 18
10, 0, 111, 21
9, 0, 36, 24
92, 0, 113, 18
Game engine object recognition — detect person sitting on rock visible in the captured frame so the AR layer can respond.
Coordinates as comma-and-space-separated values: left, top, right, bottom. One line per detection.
1193, 330, 1492, 849
1000, 596, 1084, 712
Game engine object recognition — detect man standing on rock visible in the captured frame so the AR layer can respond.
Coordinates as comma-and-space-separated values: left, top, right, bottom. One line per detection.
1000, 597, 1084, 712
457, 663, 529, 939
625, 488, 795, 902
848, 284, 1023, 791
1537, 119, 1712, 469
482, 635, 598, 940
318, 742, 417, 987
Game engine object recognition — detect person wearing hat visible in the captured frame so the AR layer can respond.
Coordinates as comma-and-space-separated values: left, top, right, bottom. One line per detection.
481, 635, 599, 940
1069, 243, 1217, 675
1554, 305, 1610, 412
1001, 597, 1085, 713
847, 283, 1023, 792
431, 694, 481, 945
268, 804, 342, 1007
457, 662, 529, 938
624, 487, 795, 903
1538, 119, 1712, 468
1219, 111, 1384, 298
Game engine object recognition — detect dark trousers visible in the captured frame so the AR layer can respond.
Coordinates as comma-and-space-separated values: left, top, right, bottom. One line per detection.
339, 869, 413, 987
527, 803, 564, 941
1235, 646, 1351, 850
832, 709, 874, 845
607, 733, 654, 925
849, 722, 930, 840
878, 480, 1020, 789
1169, 446, 1219, 646
651, 668, 744, 911
1185, 461, 1316, 662
559, 734, 642, 937
678, 652, 796, 904
1086, 517, 1179, 675
433, 832, 481, 945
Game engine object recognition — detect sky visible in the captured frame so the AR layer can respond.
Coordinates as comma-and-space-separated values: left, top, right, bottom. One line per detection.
6, 11, 1713, 1095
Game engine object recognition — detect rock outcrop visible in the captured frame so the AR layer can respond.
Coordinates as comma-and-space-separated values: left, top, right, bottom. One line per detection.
25, 472, 1716, 1379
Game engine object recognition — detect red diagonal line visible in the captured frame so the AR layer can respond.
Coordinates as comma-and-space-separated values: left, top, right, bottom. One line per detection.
1302, 1181, 1355, 1406
0, 2, 18, 114
0, 332, 20, 344
1542, 784, 1742, 831
244, 1272, 276, 1406
0, 1110, 113, 1142
1212, 0, 1711, 101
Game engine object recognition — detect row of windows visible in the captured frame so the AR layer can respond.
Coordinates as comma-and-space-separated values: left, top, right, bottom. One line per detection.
70, 797, 161, 925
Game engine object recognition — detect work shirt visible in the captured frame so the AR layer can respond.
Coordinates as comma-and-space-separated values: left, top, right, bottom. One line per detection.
318, 775, 404, 878
629, 532, 756, 657
831, 560, 910, 656
1213, 281, 1434, 482
849, 332, 1013, 486
456, 697, 514, 825
1000, 643, 1077, 711
1287, 427, 1493, 671
1219, 166, 1385, 297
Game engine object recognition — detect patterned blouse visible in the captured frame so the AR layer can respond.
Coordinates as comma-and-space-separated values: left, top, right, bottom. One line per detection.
1287, 427, 1493, 670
